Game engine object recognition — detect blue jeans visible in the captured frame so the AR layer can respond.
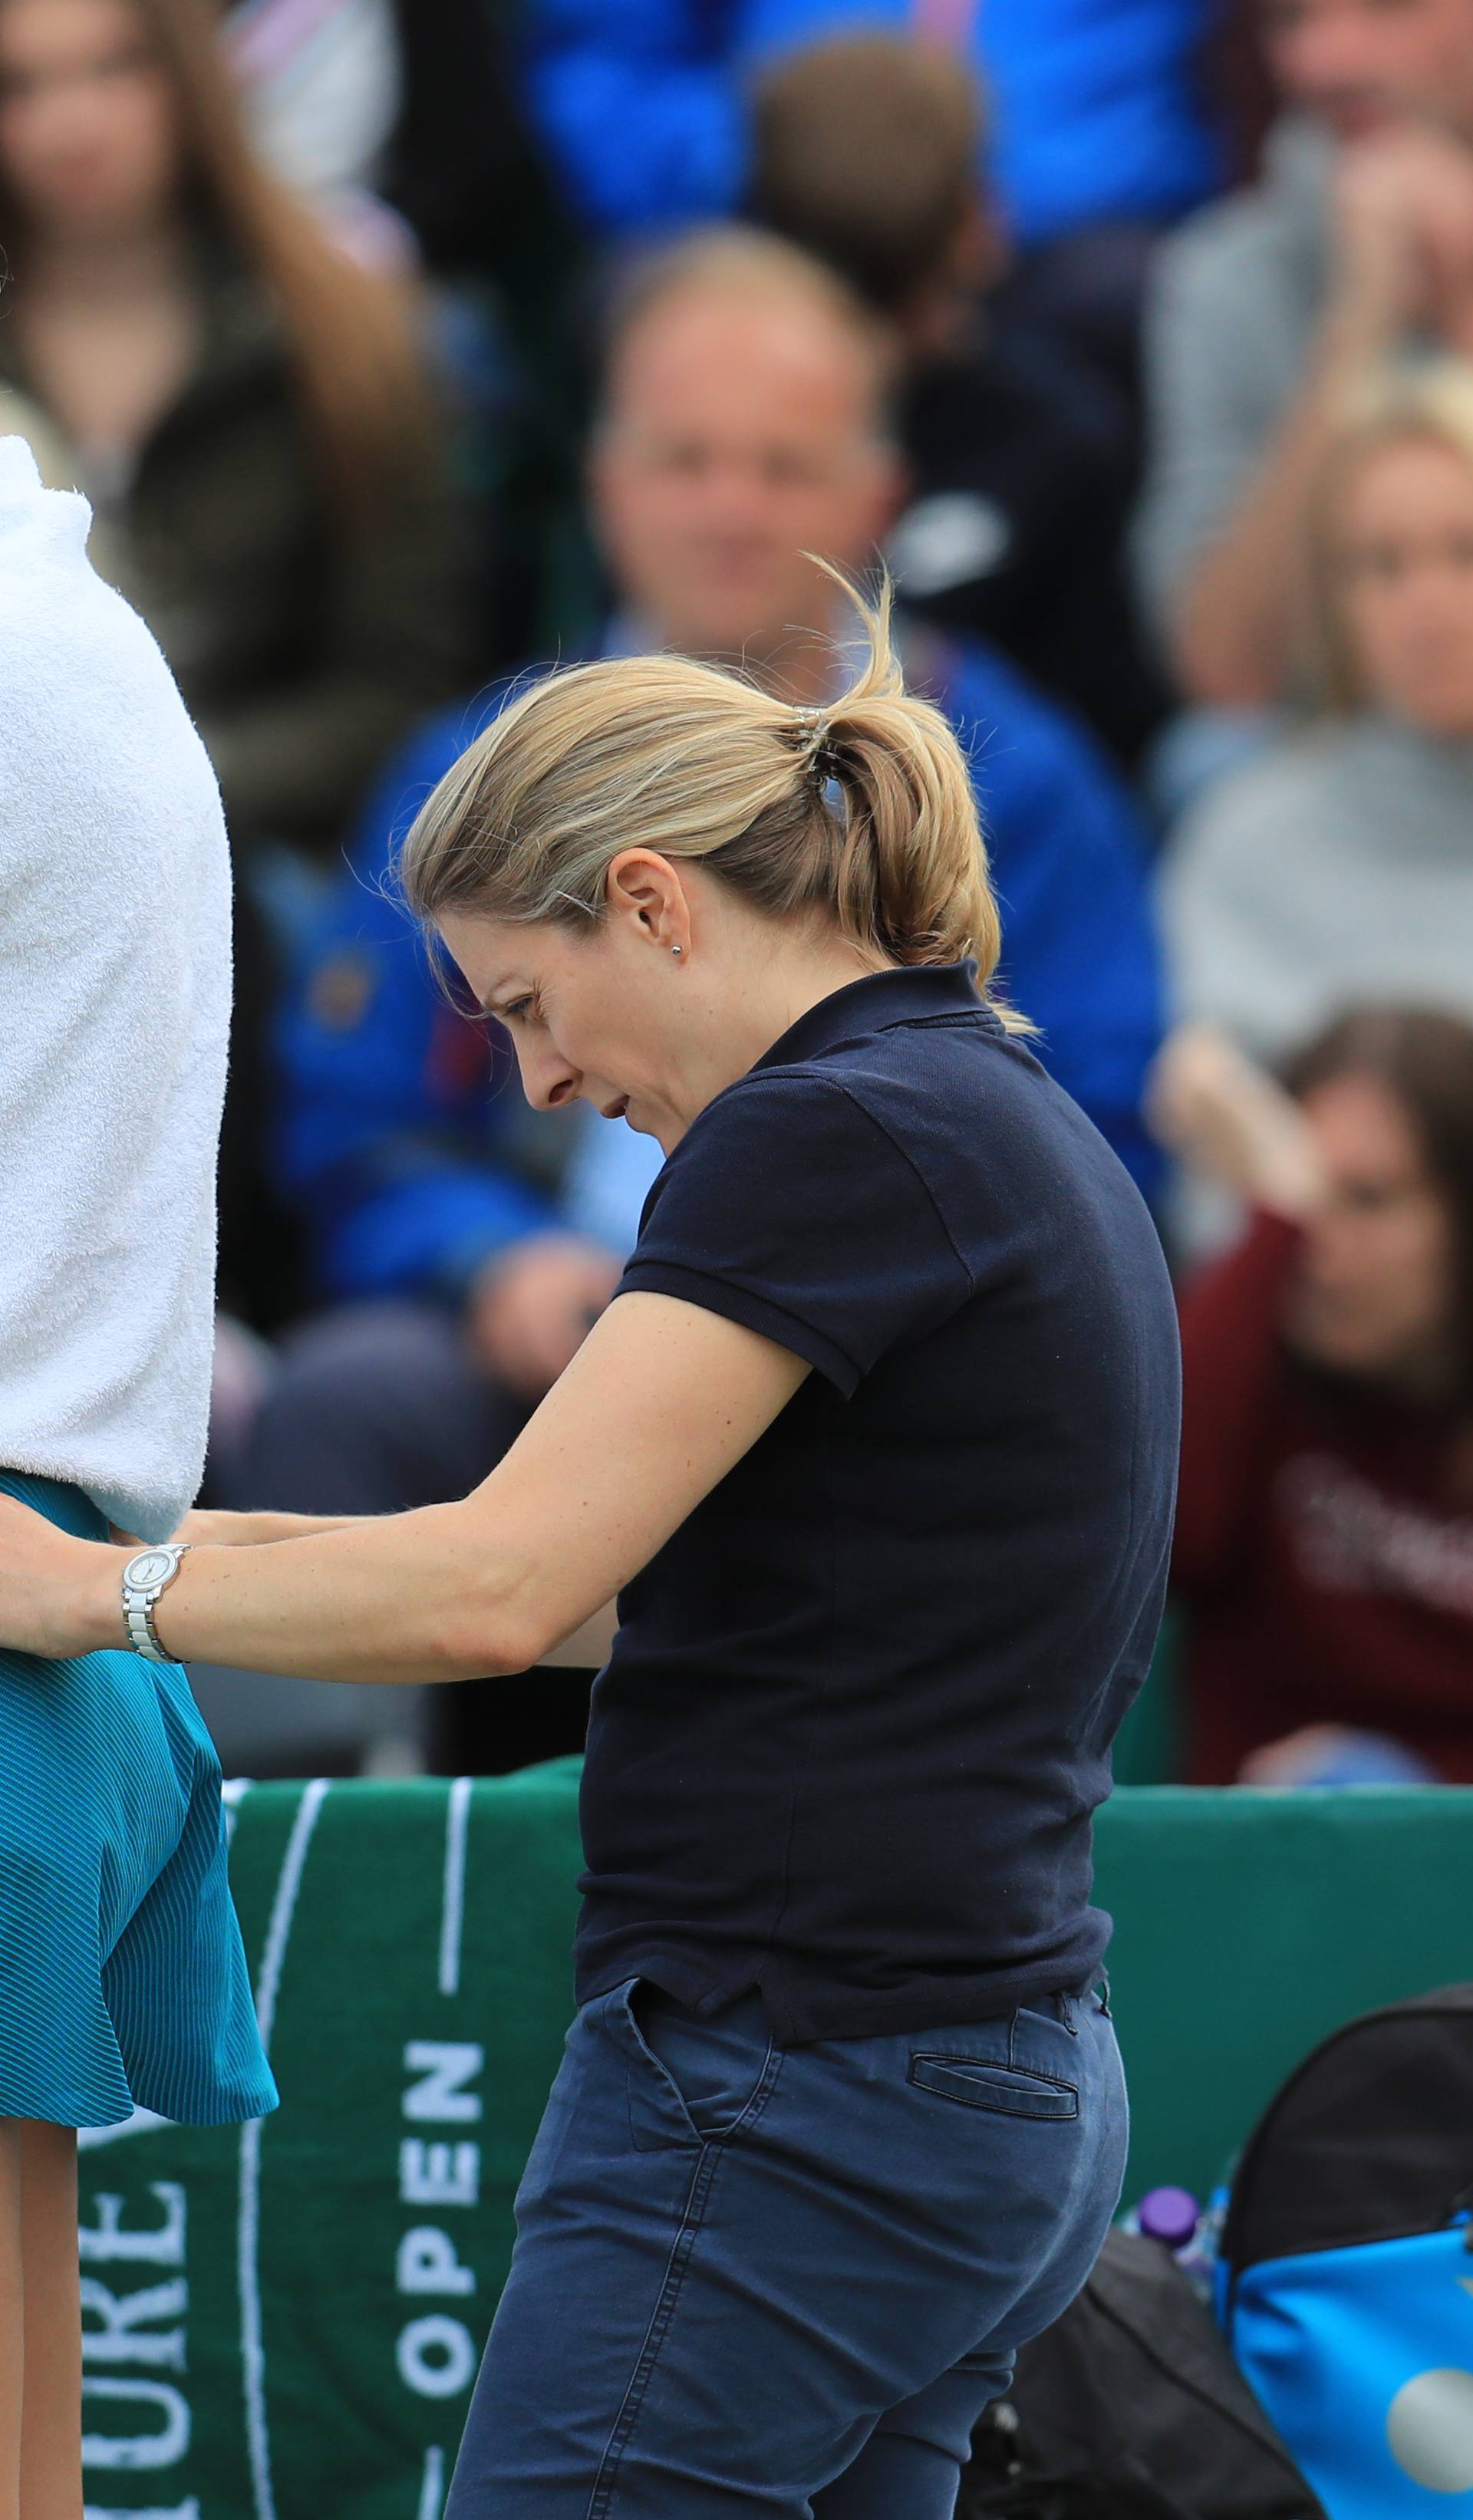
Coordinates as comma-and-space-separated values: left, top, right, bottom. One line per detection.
447, 1976, 1128, 2517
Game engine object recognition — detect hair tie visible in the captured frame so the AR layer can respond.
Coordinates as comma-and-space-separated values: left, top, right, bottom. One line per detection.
793, 705, 838, 788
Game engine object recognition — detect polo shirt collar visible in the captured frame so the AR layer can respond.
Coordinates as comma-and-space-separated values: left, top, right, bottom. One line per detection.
754, 962, 998, 1073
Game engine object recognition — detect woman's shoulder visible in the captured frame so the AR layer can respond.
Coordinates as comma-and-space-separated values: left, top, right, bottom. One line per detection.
645, 1059, 958, 1253
0, 443, 183, 699
0, 395, 79, 496
0, 431, 89, 574
662, 1017, 1078, 1242
0, 440, 224, 878
666, 1063, 894, 1182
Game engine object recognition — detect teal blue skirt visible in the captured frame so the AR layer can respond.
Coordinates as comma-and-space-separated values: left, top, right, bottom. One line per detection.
0, 1471, 278, 2128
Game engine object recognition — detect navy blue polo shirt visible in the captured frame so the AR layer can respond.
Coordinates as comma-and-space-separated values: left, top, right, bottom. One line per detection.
576, 962, 1180, 2045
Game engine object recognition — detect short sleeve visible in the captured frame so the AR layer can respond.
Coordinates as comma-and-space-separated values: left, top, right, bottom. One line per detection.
615, 1074, 971, 1396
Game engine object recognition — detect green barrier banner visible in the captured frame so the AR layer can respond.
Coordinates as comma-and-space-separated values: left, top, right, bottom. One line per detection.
80, 1769, 582, 2520
79, 1772, 1473, 2518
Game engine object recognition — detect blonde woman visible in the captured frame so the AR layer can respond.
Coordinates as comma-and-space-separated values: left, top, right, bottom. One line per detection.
1162, 357, 1473, 1060
0, 581, 1179, 2519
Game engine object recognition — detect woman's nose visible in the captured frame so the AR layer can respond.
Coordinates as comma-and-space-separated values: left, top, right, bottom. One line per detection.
519, 1045, 580, 1113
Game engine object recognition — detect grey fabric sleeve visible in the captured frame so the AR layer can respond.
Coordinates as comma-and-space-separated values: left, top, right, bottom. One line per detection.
1132, 217, 1294, 644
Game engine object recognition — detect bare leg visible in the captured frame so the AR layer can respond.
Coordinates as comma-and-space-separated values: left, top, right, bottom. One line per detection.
0, 2122, 23, 2520
17, 2123, 81, 2520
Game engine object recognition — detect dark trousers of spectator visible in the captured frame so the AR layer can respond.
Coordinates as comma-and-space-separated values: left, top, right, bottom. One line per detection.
232, 1300, 595, 1777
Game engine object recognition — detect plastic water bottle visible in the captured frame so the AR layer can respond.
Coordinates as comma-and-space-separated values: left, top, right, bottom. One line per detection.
1178, 2186, 1230, 2307
1122, 2184, 1222, 2304
1126, 2185, 1200, 2252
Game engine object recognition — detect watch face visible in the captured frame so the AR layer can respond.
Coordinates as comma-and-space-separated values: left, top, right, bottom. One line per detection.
125, 1549, 174, 1592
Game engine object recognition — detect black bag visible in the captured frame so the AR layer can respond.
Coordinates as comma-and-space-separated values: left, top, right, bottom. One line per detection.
1214, 1984, 1473, 2520
1218, 1982, 1473, 2283
963, 2469, 1188, 2518
956, 2229, 1325, 2520
964, 2481, 1185, 2518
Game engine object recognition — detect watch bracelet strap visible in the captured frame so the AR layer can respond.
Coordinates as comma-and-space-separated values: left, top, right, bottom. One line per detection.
124, 1599, 168, 1661
123, 1545, 190, 1662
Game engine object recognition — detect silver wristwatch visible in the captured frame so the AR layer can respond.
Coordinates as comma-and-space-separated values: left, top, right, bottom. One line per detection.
120, 1543, 192, 1663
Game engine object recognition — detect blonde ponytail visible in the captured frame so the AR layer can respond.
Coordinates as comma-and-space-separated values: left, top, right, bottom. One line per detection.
798, 569, 1000, 971
401, 565, 1023, 1020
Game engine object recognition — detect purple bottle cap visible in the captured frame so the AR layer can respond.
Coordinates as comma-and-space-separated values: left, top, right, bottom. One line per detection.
1136, 2186, 1200, 2250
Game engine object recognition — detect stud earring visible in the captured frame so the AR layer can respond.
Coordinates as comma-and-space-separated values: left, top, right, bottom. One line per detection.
671, 944, 683, 957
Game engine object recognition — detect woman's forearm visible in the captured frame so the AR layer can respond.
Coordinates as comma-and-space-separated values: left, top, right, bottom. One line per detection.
81, 1500, 538, 1684
16, 1295, 809, 1686
1171, 298, 1392, 705
180, 1511, 618, 1668
176, 1508, 369, 1548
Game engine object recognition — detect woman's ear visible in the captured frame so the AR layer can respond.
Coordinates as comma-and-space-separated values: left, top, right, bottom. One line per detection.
605, 849, 691, 954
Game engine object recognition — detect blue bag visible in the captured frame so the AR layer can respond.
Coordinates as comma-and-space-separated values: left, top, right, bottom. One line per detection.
1221, 1986, 1473, 2519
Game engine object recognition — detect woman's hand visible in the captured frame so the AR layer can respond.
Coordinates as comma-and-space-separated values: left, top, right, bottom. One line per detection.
0, 1497, 119, 1661
1147, 1024, 1328, 1220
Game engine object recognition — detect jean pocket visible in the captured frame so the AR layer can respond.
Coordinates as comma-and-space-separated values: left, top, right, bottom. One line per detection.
908, 2051, 1079, 2120
621, 1981, 781, 2153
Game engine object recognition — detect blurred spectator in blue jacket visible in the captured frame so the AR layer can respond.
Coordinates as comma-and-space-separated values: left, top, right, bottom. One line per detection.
238, 232, 1162, 1769
750, 31, 1165, 766
522, 0, 1222, 392
522, 0, 1219, 254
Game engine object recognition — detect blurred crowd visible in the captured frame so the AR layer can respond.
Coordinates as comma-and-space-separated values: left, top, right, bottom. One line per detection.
7, 0, 1473, 1785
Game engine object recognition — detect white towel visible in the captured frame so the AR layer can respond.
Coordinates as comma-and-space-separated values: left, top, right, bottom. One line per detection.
0, 438, 232, 1542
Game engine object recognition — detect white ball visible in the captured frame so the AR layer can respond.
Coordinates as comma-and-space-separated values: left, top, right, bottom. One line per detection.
1387, 2367, 1473, 2492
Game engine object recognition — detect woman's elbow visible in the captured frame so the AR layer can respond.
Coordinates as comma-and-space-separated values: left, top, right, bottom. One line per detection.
416, 1504, 549, 1679
429, 1609, 546, 1684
